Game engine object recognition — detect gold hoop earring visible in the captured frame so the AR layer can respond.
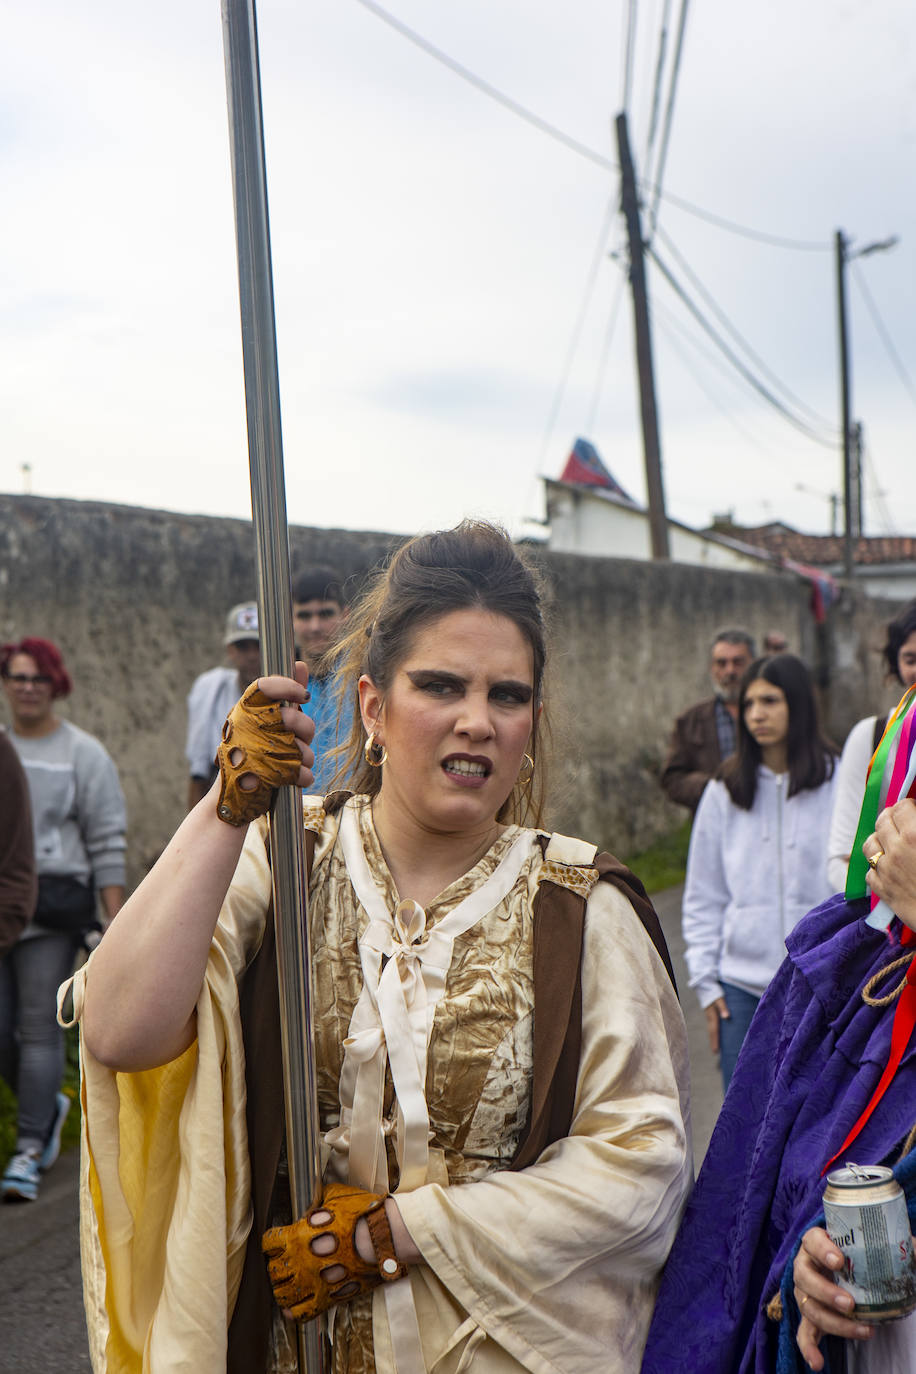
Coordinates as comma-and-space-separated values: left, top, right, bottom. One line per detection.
364, 731, 388, 767
518, 753, 534, 787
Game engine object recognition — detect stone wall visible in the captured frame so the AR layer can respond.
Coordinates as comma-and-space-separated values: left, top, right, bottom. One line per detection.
0, 494, 900, 889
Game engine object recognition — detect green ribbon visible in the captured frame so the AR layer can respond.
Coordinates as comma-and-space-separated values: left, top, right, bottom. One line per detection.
846, 685, 916, 900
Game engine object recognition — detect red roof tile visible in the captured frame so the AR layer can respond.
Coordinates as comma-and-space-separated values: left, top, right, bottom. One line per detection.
710, 523, 916, 568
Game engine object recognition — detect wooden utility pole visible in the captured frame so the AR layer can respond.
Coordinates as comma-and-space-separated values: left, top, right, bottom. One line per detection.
616, 111, 669, 560
835, 230, 896, 577
850, 420, 864, 538
835, 229, 854, 579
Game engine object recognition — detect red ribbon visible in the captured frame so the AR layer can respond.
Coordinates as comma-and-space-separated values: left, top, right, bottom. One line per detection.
822, 924, 916, 1175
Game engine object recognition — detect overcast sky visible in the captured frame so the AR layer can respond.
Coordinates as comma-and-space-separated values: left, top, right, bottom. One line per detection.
2, 0, 914, 542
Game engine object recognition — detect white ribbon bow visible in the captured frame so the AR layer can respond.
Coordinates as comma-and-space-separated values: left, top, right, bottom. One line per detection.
328, 801, 534, 1373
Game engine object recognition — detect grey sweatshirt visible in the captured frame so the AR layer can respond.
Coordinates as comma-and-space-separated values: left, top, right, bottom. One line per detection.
10, 720, 127, 902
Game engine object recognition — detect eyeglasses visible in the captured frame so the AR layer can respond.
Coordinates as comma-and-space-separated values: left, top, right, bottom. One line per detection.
3, 673, 53, 687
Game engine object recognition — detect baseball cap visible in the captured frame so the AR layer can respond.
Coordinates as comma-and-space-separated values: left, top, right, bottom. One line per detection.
224, 602, 260, 645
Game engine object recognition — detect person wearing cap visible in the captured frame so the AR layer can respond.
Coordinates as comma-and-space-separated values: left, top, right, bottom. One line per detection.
185, 603, 262, 810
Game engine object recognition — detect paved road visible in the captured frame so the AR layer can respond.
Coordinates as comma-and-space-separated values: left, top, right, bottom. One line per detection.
653, 883, 724, 1166
0, 1145, 90, 1371
0, 883, 721, 1368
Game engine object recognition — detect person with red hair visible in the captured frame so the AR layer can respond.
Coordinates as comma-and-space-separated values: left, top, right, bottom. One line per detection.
0, 637, 127, 1203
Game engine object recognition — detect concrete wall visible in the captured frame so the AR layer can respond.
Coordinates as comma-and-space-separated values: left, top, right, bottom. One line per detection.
0, 494, 901, 890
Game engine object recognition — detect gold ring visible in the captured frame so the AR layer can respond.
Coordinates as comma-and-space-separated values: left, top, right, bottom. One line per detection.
866, 849, 885, 873
800, 1294, 809, 1307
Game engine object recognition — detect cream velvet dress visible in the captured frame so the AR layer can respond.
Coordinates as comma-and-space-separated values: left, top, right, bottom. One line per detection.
63, 795, 691, 1374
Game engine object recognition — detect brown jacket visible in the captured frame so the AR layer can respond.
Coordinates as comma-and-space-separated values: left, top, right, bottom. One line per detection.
660, 697, 728, 814
227, 803, 674, 1371
0, 730, 37, 957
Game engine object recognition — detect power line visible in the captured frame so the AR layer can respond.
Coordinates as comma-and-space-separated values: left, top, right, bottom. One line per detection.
650, 294, 775, 453
653, 222, 836, 430
537, 195, 619, 472
353, 0, 831, 253
352, 0, 619, 173
585, 263, 628, 434
648, 245, 840, 447
647, 185, 830, 251
861, 439, 896, 535
643, 0, 672, 169
850, 260, 916, 408
644, 0, 690, 240
621, 0, 638, 113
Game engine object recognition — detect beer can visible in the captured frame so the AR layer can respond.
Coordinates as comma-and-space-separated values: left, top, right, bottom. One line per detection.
822, 1163, 916, 1322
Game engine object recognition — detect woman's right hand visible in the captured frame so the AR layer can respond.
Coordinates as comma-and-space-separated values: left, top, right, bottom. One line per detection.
793, 1226, 874, 1371
704, 996, 730, 1054
865, 798, 916, 929
256, 664, 317, 784
215, 665, 316, 826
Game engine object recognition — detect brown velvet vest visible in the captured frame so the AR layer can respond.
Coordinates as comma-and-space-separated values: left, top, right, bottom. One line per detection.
226, 807, 675, 1371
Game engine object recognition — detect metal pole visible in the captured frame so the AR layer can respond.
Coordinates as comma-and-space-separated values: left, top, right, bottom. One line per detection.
220, 3, 327, 1369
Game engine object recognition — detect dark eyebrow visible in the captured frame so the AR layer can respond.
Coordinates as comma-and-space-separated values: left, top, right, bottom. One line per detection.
406, 670, 467, 689
493, 680, 534, 701
405, 670, 533, 702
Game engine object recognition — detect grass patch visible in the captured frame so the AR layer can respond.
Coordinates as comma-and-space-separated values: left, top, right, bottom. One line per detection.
624, 819, 692, 894
0, 1026, 81, 1174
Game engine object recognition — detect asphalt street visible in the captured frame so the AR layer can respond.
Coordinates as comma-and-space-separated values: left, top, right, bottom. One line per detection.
0, 1144, 90, 1371
652, 883, 725, 1166
0, 883, 721, 1369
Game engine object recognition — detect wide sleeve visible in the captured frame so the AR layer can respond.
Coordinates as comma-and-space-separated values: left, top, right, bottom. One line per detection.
826, 716, 876, 894
73, 733, 128, 891
395, 882, 692, 1374
60, 818, 273, 1373
681, 779, 730, 1008
0, 733, 37, 955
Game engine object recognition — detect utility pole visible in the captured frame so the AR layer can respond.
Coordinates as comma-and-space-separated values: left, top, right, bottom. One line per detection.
850, 420, 864, 537
616, 111, 669, 560
834, 230, 897, 579
835, 230, 854, 580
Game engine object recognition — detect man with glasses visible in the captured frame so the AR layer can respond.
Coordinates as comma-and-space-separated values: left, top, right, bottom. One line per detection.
660, 627, 757, 814
185, 603, 262, 810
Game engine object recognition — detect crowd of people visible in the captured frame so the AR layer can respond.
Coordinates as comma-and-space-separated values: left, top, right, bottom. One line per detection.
2, 528, 916, 1373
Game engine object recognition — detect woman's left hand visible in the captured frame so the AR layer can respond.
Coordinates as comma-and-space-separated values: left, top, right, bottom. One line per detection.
793, 1227, 874, 1371
262, 1184, 419, 1321
864, 799, 916, 929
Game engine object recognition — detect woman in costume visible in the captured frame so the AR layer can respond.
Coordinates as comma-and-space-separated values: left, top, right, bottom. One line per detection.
827, 599, 916, 891
0, 637, 126, 1204
681, 652, 838, 1089
792, 796, 916, 1374
70, 522, 691, 1373
641, 685, 916, 1374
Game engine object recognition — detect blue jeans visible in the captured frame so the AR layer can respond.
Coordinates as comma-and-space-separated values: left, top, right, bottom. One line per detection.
0, 932, 80, 1153
718, 981, 761, 1092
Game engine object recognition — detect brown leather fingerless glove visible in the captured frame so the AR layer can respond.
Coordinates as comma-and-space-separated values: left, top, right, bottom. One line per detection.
262, 1182, 408, 1322
215, 683, 302, 827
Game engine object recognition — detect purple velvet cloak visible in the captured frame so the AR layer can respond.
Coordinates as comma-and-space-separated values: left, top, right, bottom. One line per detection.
641, 892, 916, 1374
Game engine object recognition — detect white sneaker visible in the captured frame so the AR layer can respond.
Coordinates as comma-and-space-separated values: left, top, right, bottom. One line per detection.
39, 1091, 72, 1172
2, 1150, 41, 1202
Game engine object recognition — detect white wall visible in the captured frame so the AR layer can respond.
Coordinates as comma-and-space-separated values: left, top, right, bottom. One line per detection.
547, 485, 769, 573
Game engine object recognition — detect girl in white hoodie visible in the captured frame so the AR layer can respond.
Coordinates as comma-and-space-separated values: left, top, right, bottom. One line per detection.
682, 653, 838, 1089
